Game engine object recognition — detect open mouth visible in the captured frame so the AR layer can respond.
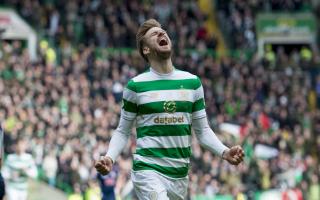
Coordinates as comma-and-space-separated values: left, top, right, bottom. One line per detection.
158, 38, 168, 46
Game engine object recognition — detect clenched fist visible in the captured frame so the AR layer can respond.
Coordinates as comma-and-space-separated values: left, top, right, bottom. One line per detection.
94, 156, 113, 175
222, 145, 245, 165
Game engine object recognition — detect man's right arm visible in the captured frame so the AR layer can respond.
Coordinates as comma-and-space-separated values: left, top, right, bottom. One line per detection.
105, 80, 137, 162
95, 81, 137, 175
105, 116, 135, 162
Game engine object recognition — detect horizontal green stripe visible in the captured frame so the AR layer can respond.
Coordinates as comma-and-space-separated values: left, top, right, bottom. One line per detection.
133, 160, 189, 178
136, 147, 191, 159
122, 99, 137, 113
138, 101, 192, 115
137, 124, 191, 138
192, 98, 205, 112
133, 79, 200, 93
126, 79, 136, 92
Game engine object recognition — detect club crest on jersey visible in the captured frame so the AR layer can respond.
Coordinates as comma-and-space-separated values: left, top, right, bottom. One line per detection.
149, 191, 158, 200
163, 101, 176, 113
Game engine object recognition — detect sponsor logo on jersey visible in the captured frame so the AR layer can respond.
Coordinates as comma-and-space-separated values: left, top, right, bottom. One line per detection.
153, 116, 184, 124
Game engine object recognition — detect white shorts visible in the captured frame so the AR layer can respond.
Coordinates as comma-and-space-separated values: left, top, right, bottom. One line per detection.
131, 170, 188, 200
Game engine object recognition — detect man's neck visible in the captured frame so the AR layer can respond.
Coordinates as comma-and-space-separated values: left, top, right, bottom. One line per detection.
149, 58, 174, 74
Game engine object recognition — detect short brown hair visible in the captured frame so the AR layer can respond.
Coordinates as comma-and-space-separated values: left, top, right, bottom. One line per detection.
136, 19, 161, 62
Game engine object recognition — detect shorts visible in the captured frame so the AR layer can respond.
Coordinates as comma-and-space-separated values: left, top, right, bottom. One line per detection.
131, 170, 188, 200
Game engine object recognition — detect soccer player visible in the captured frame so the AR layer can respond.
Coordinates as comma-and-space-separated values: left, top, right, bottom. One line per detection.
1, 138, 38, 200
95, 19, 245, 199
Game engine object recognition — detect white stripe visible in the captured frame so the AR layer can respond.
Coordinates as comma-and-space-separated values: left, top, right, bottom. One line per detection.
194, 86, 204, 101
133, 154, 189, 168
137, 135, 191, 149
123, 88, 137, 103
192, 109, 206, 119
121, 109, 137, 120
138, 89, 194, 104
136, 112, 191, 128
133, 70, 197, 82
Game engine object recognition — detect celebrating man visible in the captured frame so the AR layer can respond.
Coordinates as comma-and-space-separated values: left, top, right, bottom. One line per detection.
95, 19, 244, 199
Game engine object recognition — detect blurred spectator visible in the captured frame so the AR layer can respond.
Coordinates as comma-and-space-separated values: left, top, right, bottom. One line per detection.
84, 180, 101, 200
68, 184, 83, 200
42, 150, 58, 187
263, 44, 276, 68
97, 166, 118, 200
1, 138, 38, 200
300, 46, 313, 62
308, 173, 320, 200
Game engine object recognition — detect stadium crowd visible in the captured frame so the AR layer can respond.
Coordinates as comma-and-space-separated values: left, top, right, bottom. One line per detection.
0, 0, 320, 200
1, 39, 319, 199
2, 0, 217, 51
216, 0, 314, 49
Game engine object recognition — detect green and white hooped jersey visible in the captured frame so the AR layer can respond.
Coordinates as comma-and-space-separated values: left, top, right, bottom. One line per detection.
122, 68, 206, 178
2, 153, 37, 190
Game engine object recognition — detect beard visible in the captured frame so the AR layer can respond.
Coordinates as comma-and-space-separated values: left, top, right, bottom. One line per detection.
150, 46, 172, 60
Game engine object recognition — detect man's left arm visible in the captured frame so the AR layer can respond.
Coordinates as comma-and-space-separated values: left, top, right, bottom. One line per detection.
192, 116, 244, 165
192, 77, 244, 165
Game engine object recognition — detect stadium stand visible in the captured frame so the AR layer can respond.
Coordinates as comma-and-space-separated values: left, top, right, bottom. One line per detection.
1, 0, 216, 51
216, 0, 313, 49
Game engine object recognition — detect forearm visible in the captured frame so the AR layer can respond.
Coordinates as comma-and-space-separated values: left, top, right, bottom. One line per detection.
105, 117, 134, 162
193, 117, 229, 157
105, 130, 130, 162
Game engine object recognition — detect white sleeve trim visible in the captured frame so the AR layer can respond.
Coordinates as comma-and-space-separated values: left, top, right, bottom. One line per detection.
192, 109, 206, 120
194, 86, 203, 101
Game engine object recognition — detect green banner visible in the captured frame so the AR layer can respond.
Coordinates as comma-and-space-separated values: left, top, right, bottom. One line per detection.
256, 13, 316, 37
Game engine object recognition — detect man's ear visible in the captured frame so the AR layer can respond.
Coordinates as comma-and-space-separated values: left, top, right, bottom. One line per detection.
143, 46, 150, 56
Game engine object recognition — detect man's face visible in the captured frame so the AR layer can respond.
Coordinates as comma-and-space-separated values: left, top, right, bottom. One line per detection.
16, 140, 27, 155
143, 27, 172, 60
